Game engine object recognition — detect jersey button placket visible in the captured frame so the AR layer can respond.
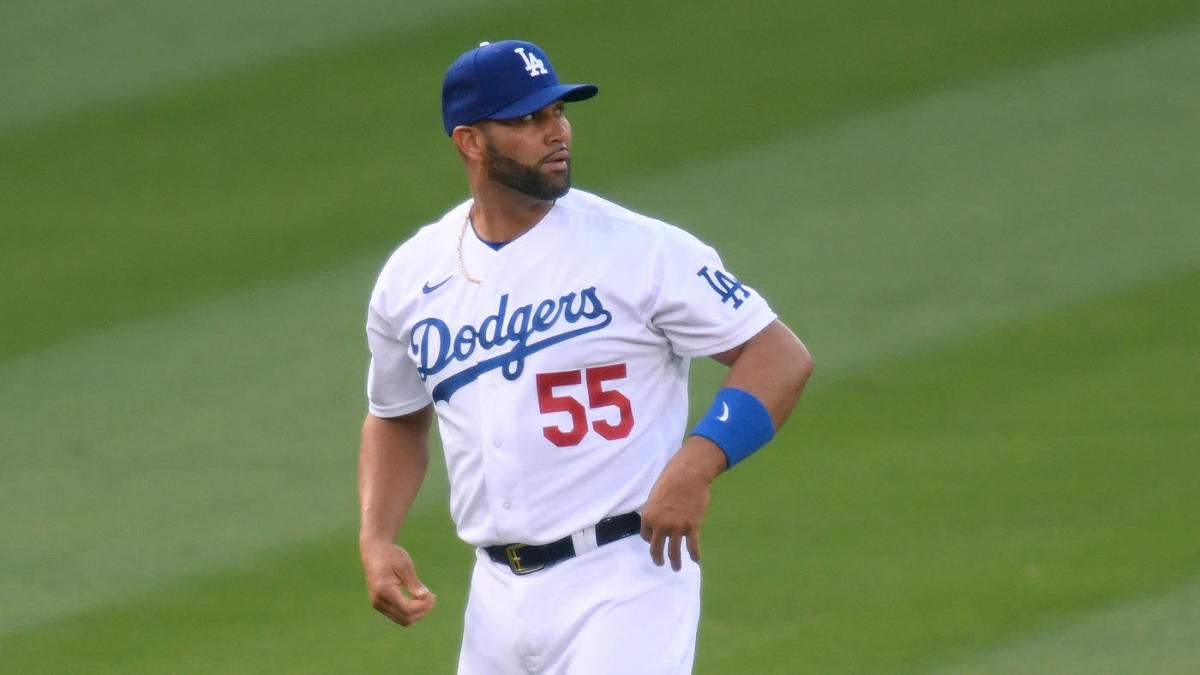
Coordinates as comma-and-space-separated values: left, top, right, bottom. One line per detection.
480, 372, 519, 532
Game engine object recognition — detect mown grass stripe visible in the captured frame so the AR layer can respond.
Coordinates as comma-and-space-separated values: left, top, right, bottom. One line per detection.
624, 19, 1200, 378
0, 0, 530, 132
922, 575, 1200, 674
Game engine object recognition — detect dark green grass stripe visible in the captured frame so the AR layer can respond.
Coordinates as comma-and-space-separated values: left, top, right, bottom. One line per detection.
3, 268, 1196, 673
3, 0, 1198, 358
0, 522, 472, 674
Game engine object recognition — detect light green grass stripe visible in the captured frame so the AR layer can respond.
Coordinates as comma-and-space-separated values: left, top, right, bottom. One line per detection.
0, 262, 435, 633
624, 21, 1200, 380
921, 576, 1200, 675
2, 21, 1197, 635
0, 0, 531, 132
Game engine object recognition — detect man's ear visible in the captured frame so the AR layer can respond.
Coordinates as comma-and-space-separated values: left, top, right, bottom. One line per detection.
452, 124, 486, 160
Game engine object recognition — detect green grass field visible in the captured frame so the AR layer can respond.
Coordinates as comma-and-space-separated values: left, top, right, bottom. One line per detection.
3, 0, 1198, 672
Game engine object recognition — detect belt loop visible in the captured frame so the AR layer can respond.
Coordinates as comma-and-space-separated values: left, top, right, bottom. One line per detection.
570, 525, 599, 557
483, 511, 641, 575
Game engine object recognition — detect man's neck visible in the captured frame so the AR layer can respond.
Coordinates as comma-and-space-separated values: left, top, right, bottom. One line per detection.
468, 186, 559, 243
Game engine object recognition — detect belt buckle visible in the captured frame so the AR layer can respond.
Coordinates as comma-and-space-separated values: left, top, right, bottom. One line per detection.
505, 543, 544, 575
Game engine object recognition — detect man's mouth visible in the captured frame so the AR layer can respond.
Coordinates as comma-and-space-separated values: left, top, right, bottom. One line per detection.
541, 150, 570, 170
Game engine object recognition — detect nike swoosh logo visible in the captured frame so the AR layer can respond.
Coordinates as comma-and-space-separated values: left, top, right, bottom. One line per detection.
717, 402, 730, 422
422, 276, 453, 294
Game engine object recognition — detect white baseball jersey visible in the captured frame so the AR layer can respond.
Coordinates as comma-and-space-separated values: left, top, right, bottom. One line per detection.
366, 188, 776, 548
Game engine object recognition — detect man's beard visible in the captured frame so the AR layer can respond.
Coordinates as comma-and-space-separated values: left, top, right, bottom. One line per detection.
485, 138, 571, 201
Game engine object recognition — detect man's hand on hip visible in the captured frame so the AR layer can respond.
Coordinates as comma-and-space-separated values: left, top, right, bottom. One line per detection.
640, 437, 727, 571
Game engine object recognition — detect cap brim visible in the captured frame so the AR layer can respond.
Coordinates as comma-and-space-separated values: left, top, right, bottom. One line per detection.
488, 83, 598, 121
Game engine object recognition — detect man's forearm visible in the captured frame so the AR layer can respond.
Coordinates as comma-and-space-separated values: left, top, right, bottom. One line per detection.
358, 409, 433, 546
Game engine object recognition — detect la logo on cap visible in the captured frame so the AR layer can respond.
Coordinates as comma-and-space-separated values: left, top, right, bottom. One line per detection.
441, 39, 598, 135
514, 47, 548, 77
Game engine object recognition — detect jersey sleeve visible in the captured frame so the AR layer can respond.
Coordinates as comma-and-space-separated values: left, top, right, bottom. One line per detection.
365, 287, 433, 418
648, 226, 778, 358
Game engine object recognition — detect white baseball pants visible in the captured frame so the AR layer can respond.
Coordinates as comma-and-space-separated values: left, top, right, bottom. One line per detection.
457, 534, 702, 674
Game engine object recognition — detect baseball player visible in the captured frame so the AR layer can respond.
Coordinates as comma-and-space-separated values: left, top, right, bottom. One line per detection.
359, 39, 813, 673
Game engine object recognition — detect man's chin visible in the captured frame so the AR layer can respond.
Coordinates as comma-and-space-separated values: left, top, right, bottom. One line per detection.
531, 174, 570, 201
546, 172, 571, 198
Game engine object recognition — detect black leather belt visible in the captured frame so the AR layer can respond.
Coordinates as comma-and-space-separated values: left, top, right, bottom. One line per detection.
484, 512, 642, 575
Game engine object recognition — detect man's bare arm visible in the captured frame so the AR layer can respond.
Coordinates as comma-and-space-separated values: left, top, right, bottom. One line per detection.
358, 406, 437, 626
642, 320, 813, 570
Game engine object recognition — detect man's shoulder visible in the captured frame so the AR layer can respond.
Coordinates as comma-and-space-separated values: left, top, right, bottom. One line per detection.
559, 189, 680, 237
560, 188, 650, 223
560, 189, 707, 249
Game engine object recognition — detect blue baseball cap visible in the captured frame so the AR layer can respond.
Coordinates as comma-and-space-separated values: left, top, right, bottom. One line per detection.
441, 40, 598, 136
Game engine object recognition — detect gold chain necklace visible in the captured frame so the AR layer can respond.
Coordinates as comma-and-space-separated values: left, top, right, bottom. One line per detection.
457, 212, 483, 284
457, 200, 555, 284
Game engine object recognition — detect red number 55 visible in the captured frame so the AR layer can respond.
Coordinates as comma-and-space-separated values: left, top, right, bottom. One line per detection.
536, 363, 635, 447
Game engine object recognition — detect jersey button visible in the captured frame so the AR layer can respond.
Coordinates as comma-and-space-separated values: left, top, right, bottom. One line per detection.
502, 500, 512, 510
492, 437, 503, 448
